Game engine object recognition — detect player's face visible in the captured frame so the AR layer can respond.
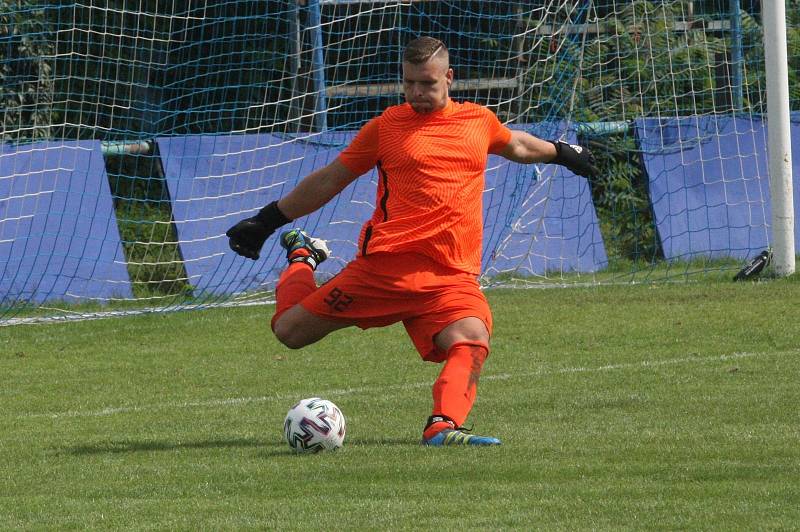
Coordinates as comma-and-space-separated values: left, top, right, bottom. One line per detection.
402, 56, 453, 114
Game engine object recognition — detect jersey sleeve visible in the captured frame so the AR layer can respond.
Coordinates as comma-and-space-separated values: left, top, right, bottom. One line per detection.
337, 116, 380, 176
485, 109, 513, 154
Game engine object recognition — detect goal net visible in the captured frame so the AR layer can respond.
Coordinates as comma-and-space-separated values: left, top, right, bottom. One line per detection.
1, 0, 798, 322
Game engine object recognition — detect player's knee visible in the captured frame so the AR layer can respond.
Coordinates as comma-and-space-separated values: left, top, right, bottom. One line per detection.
462, 329, 490, 345
435, 317, 490, 350
272, 307, 344, 350
272, 319, 308, 350
274, 330, 307, 350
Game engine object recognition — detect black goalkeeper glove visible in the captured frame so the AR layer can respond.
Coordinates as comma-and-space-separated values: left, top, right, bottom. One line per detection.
225, 201, 291, 260
550, 140, 598, 179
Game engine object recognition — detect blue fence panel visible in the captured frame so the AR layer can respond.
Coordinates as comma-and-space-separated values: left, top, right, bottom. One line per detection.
636, 115, 800, 260
483, 126, 607, 275
0, 141, 132, 304
158, 133, 376, 296
159, 129, 607, 296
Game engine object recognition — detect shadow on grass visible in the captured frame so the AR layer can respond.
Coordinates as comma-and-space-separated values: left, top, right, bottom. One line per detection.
347, 436, 419, 446
60, 437, 276, 455
60, 436, 417, 457
258, 437, 419, 457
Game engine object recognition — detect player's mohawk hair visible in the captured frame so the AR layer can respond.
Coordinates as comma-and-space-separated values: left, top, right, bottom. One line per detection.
403, 36, 448, 65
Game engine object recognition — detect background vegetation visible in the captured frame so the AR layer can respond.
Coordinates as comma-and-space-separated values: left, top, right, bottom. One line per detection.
1, 1, 799, 295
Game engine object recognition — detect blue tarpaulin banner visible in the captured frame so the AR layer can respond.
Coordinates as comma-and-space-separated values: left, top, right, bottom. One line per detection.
0, 141, 132, 303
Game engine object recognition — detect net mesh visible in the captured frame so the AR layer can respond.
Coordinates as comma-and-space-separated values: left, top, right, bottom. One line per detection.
1, 0, 799, 322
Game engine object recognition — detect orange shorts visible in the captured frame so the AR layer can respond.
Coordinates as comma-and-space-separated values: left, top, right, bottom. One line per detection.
298, 252, 492, 361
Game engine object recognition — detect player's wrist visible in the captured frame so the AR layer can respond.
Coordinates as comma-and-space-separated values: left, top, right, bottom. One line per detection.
255, 200, 292, 231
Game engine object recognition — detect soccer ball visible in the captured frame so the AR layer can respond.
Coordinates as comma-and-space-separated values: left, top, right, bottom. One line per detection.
283, 397, 346, 453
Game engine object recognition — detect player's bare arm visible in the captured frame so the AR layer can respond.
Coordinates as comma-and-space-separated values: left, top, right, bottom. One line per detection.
501, 130, 599, 179
499, 130, 557, 164
278, 159, 359, 220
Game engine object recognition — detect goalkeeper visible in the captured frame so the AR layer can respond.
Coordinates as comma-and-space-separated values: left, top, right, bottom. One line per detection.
226, 36, 597, 446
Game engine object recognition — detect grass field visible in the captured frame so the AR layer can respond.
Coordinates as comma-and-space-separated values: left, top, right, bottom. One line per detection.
2, 280, 799, 530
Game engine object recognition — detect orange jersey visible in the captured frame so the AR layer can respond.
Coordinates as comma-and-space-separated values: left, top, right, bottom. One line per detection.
337, 99, 512, 274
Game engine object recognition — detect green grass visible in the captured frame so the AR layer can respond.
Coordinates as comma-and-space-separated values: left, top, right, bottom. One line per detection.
1, 281, 799, 529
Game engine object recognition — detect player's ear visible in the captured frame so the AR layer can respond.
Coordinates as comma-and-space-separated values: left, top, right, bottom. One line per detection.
445, 68, 454, 87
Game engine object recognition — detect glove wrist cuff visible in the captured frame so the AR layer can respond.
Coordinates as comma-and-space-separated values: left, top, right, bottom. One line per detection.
256, 200, 291, 231
550, 140, 565, 163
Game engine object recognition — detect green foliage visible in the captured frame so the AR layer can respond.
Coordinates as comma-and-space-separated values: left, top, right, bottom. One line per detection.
0, 1, 55, 141
788, 1, 800, 110
114, 202, 191, 298
588, 134, 662, 263
3, 1, 799, 138
2, 1, 799, 298
105, 153, 191, 298
51, 0, 294, 140
519, 1, 800, 261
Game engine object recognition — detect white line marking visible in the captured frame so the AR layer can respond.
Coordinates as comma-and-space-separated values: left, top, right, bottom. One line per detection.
1, 298, 275, 327
17, 349, 790, 420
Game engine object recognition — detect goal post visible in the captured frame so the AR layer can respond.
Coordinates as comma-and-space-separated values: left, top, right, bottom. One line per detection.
763, 0, 796, 276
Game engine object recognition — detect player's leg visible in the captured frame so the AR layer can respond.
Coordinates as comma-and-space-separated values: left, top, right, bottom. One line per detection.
401, 269, 501, 446
275, 248, 422, 350
433, 317, 491, 425
271, 228, 350, 349
422, 316, 500, 446
272, 304, 349, 349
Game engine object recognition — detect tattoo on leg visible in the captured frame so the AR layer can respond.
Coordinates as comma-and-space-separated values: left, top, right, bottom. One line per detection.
468, 346, 484, 389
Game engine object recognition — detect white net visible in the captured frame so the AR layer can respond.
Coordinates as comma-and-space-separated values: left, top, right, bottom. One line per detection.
1, 0, 798, 322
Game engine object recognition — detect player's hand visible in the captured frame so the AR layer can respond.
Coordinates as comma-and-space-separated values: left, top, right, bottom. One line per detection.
226, 217, 273, 260
551, 141, 598, 179
225, 201, 290, 260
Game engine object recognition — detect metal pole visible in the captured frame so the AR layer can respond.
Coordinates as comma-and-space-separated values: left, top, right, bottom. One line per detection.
729, 0, 743, 112
306, 0, 328, 132
289, 0, 301, 130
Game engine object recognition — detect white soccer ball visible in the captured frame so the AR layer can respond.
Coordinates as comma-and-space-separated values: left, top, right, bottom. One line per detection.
283, 397, 346, 453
